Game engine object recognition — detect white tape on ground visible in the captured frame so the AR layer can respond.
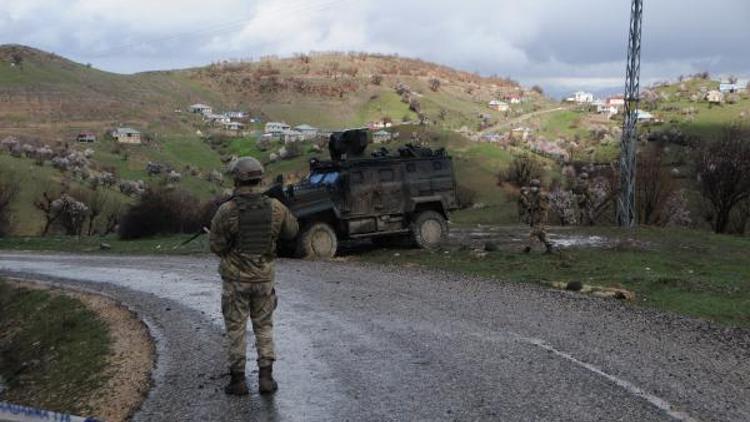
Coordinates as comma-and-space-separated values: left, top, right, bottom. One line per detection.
513, 334, 698, 422
0, 401, 99, 422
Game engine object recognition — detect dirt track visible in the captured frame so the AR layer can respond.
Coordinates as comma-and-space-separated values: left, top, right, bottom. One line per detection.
1, 252, 748, 421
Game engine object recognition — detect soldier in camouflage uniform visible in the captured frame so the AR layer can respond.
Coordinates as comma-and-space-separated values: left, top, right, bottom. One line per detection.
210, 157, 299, 396
518, 179, 555, 253
573, 172, 594, 226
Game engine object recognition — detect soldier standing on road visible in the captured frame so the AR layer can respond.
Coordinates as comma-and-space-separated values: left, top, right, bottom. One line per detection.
210, 157, 299, 396
518, 179, 555, 254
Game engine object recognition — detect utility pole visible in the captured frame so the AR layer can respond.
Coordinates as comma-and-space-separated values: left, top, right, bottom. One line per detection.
617, 0, 643, 227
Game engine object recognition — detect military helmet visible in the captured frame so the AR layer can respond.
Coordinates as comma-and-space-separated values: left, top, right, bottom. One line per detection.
231, 156, 264, 182
529, 179, 541, 187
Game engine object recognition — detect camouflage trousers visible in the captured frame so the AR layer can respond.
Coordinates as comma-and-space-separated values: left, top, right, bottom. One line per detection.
221, 279, 277, 373
527, 224, 554, 252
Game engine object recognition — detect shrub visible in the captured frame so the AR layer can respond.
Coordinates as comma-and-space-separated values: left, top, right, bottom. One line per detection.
455, 185, 477, 209
118, 187, 206, 239
499, 155, 544, 187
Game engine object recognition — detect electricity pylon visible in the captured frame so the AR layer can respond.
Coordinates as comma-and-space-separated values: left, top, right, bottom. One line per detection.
617, 0, 643, 227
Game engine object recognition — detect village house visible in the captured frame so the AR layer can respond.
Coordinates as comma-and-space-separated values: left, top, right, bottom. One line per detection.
265, 122, 291, 135
719, 82, 739, 94
567, 91, 595, 104
225, 111, 246, 119
503, 94, 524, 104
224, 121, 245, 132
282, 129, 304, 144
189, 103, 212, 115
706, 90, 724, 104
372, 129, 392, 144
636, 110, 655, 123
76, 131, 96, 143
488, 99, 509, 112
205, 113, 230, 125
594, 98, 621, 117
368, 120, 393, 130
112, 127, 142, 144
294, 124, 319, 139
607, 96, 625, 108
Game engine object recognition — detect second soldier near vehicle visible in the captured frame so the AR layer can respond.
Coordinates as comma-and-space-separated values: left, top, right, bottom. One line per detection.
518, 179, 555, 254
210, 157, 299, 396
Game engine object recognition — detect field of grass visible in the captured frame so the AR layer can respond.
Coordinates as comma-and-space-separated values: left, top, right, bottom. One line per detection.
355, 226, 750, 327
0, 279, 111, 415
2, 224, 747, 328
0, 234, 210, 255
537, 109, 590, 140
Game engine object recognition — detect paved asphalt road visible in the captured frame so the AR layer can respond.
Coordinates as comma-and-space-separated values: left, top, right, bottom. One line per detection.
1, 253, 748, 421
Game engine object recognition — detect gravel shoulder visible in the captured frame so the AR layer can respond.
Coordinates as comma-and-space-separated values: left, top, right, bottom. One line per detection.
1, 252, 748, 421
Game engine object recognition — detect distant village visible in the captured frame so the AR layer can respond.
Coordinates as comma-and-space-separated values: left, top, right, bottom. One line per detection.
472, 76, 747, 162
64, 76, 746, 169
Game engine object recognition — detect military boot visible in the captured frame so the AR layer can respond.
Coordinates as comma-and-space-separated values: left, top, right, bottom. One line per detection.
224, 371, 249, 396
258, 365, 278, 395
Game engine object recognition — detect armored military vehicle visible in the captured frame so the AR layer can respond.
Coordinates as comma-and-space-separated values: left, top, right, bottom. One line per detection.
267, 128, 458, 258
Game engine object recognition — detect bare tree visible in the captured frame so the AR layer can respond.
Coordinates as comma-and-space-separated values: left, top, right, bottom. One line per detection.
0, 173, 19, 236
80, 189, 109, 236
730, 199, 750, 235
694, 126, 750, 233
10, 53, 23, 68
636, 147, 676, 225
34, 192, 61, 236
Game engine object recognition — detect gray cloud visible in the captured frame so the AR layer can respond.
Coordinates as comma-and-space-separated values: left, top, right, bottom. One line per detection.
1, 0, 748, 95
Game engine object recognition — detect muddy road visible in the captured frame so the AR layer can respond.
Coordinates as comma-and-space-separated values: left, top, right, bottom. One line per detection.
1, 253, 748, 421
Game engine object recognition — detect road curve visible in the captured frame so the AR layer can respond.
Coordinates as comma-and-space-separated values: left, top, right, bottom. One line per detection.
0, 253, 748, 421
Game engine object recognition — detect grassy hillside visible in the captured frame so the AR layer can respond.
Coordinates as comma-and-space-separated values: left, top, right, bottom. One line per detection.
0, 45, 542, 235
1, 46, 747, 236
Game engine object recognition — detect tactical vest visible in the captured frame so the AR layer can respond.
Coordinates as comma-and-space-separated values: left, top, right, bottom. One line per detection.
234, 194, 273, 255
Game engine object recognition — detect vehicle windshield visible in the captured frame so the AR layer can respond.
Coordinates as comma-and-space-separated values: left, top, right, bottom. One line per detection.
308, 171, 339, 186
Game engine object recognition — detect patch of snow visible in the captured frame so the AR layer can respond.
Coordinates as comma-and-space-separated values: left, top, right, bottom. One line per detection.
550, 235, 609, 248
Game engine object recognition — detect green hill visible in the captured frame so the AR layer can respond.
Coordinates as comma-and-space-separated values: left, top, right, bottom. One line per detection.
0, 45, 546, 235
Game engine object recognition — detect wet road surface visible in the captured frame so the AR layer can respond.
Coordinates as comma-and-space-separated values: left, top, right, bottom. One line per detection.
1, 253, 748, 421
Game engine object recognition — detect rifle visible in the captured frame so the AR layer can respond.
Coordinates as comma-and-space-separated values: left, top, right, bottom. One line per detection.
174, 226, 210, 249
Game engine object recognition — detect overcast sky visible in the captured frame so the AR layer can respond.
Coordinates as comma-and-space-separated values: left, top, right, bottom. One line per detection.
1, 0, 748, 96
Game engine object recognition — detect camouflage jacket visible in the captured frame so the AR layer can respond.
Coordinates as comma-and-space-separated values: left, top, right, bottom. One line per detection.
519, 189, 548, 226
210, 186, 299, 283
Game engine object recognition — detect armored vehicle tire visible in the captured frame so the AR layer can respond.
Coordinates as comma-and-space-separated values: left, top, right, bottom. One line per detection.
411, 211, 448, 249
297, 222, 338, 259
